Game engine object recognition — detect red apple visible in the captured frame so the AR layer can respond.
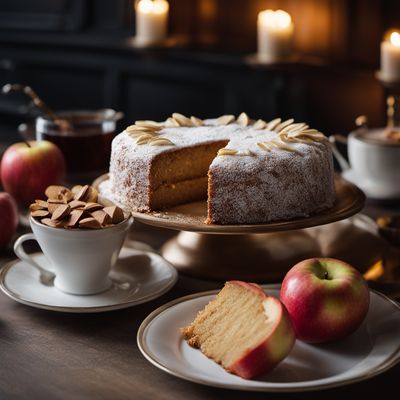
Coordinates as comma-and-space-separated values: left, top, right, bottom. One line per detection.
182, 281, 295, 379
280, 258, 370, 343
0, 192, 19, 249
1, 141, 65, 206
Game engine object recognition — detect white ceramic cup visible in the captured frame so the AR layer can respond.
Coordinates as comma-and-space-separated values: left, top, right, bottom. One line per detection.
330, 129, 400, 198
14, 216, 133, 295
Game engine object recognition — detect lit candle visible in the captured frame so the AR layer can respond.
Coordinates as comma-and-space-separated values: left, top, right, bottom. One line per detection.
257, 9, 294, 62
135, 0, 169, 46
381, 31, 400, 82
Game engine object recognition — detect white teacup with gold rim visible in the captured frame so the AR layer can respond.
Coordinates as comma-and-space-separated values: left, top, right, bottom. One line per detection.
14, 215, 133, 295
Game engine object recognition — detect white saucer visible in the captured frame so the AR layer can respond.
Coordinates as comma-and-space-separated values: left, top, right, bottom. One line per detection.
138, 284, 400, 392
0, 247, 177, 313
342, 169, 400, 200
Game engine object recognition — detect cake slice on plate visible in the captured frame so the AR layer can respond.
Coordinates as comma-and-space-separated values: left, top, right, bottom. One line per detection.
181, 281, 295, 379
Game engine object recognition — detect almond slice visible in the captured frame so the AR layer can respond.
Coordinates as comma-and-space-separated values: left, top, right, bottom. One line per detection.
275, 119, 295, 133
47, 198, 66, 205
65, 209, 85, 228
217, 148, 238, 156
74, 185, 90, 201
30, 203, 47, 212
35, 199, 49, 208
41, 218, 62, 228
216, 115, 235, 125
71, 185, 82, 196
57, 188, 73, 202
172, 113, 193, 127
45, 185, 69, 200
149, 138, 174, 146
237, 149, 254, 156
91, 210, 112, 226
190, 116, 203, 126
257, 142, 272, 151
69, 200, 87, 209
48, 202, 61, 215
266, 118, 282, 131
135, 133, 154, 145
103, 206, 125, 224
31, 210, 50, 218
135, 120, 163, 129
253, 119, 267, 130
86, 186, 98, 203
165, 117, 180, 128
79, 217, 102, 229
84, 202, 103, 212
237, 112, 250, 127
51, 204, 71, 221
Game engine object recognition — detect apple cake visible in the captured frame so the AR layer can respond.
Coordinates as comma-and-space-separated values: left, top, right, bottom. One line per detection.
101, 113, 335, 224
181, 281, 295, 379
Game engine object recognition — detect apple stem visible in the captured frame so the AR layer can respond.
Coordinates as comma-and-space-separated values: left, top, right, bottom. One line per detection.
25, 141, 31, 148
324, 271, 329, 280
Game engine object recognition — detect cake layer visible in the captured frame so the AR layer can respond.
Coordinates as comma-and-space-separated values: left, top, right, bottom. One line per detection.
150, 142, 228, 189
150, 176, 207, 209
182, 282, 275, 368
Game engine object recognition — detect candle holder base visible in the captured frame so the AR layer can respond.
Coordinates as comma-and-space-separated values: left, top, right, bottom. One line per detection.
376, 70, 400, 91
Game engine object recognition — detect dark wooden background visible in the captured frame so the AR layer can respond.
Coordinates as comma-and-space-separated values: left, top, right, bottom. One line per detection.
0, 0, 398, 144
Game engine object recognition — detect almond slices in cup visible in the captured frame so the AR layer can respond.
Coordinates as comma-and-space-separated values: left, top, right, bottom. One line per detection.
29, 185, 126, 229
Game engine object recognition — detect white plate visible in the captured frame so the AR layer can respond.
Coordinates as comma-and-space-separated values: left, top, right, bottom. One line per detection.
342, 169, 400, 200
137, 284, 400, 392
0, 247, 177, 313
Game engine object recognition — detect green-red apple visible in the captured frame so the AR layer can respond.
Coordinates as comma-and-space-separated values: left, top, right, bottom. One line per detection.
280, 258, 370, 343
0, 192, 18, 249
1, 141, 65, 206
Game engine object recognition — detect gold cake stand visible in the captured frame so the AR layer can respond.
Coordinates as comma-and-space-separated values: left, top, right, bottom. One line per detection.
95, 175, 371, 281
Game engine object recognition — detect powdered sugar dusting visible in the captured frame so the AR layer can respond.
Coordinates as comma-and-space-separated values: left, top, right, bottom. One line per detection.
105, 117, 335, 223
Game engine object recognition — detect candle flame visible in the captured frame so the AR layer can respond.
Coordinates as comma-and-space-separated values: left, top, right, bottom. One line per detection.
137, 0, 169, 14
390, 31, 400, 47
259, 9, 292, 29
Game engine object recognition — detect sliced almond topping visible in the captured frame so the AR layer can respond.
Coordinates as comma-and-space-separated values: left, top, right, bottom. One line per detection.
84, 202, 103, 212
237, 112, 250, 127
134, 120, 163, 129
165, 117, 180, 128
217, 148, 238, 156
266, 118, 282, 131
35, 199, 48, 208
149, 137, 174, 146
257, 142, 272, 151
286, 122, 308, 133
51, 204, 71, 221
126, 125, 158, 134
71, 185, 82, 196
103, 206, 125, 224
57, 188, 73, 202
275, 119, 295, 133
91, 210, 112, 226
48, 202, 61, 215
45, 185, 69, 200
41, 218, 61, 228
86, 186, 98, 203
135, 133, 154, 145
31, 210, 50, 218
79, 217, 102, 229
172, 113, 193, 127
65, 210, 84, 228
69, 200, 87, 209
30, 203, 46, 212
253, 119, 267, 130
47, 198, 66, 204
190, 116, 203, 126
216, 115, 235, 126
74, 185, 90, 201
270, 140, 303, 154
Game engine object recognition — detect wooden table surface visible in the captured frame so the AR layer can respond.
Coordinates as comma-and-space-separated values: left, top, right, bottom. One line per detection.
1, 202, 399, 400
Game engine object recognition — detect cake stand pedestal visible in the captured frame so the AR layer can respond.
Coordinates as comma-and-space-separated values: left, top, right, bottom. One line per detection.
128, 177, 367, 281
